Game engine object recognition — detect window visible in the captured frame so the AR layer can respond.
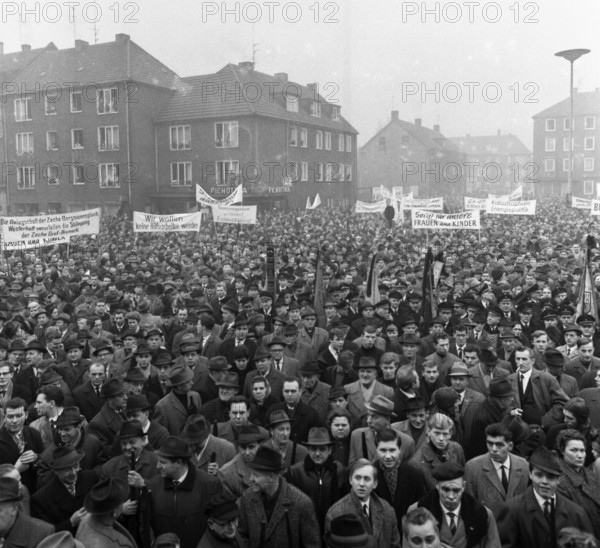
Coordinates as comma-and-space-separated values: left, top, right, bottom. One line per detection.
563, 138, 570, 152
99, 163, 120, 188
216, 161, 239, 186
17, 166, 35, 189
585, 137, 595, 151
325, 163, 335, 182
346, 164, 352, 181
584, 158, 595, 172
379, 137, 386, 151
585, 116, 596, 130
16, 133, 33, 155
47, 164, 60, 185
72, 164, 85, 185
338, 163, 345, 181
299, 128, 307, 148
301, 162, 308, 182
70, 91, 82, 113
545, 119, 555, 131
170, 125, 191, 150
316, 131, 323, 150
289, 126, 298, 147
544, 159, 555, 172
310, 101, 321, 117
285, 95, 298, 113
331, 106, 340, 120
563, 158, 571, 172
14, 97, 32, 122
338, 134, 345, 152
71, 129, 84, 149
346, 135, 352, 152
46, 131, 58, 151
170, 162, 192, 187
286, 162, 299, 182
545, 138, 555, 152
98, 126, 119, 151
316, 163, 323, 182
325, 132, 331, 151
584, 180, 595, 195
97, 88, 118, 114
215, 122, 238, 148
45, 92, 58, 115
563, 118, 571, 131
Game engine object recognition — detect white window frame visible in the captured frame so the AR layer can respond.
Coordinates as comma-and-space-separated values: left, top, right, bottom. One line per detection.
45, 91, 58, 115
316, 163, 323, 182
215, 122, 238, 148
301, 162, 308, 182
17, 166, 35, 189
99, 163, 120, 188
16, 133, 33, 156
545, 138, 555, 152
289, 126, 298, 147
97, 87, 118, 114
71, 129, 84, 149
47, 164, 60, 185
585, 116, 596, 130
216, 161, 239, 186
563, 118, 571, 131
563, 138, 570, 152
98, 126, 119, 151
345, 135, 352, 152
338, 133, 345, 152
563, 158, 571, 172
46, 131, 58, 151
70, 90, 82, 113
170, 162, 192, 187
544, 158, 555, 172
331, 106, 340, 120
299, 128, 307, 148
72, 164, 85, 185
310, 101, 321, 117
346, 164, 353, 181
316, 131, 323, 150
325, 132, 332, 151
285, 95, 298, 113
338, 163, 345, 181
545, 119, 556, 131
14, 97, 32, 122
325, 163, 335, 182
584, 158, 595, 172
585, 137, 595, 151
584, 180, 595, 195
170, 125, 191, 150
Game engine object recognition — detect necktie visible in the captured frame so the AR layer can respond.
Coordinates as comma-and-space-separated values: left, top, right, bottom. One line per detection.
67, 484, 76, 497
458, 348, 463, 360
501, 464, 509, 492
95, 387, 101, 398
362, 503, 371, 525
448, 512, 457, 535
173, 480, 180, 489
276, 360, 282, 372
566, 348, 571, 357
519, 374, 525, 394
544, 499, 552, 522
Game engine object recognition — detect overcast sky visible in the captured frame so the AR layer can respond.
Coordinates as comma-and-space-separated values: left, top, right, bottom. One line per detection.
2, 0, 599, 148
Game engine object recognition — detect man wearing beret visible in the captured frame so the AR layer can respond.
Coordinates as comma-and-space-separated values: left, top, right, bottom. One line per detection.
415, 461, 500, 548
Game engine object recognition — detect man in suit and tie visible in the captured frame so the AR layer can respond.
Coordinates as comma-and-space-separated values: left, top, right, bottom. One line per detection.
464, 422, 529, 518
556, 323, 581, 359
317, 327, 345, 372
497, 446, 593, 548
267, 337, 299, 377
146, 353, 172, 400
243, 346, 286, 401
497, 328, 518, 372
220, 317, 257, 364
72, 362, 106, 422
466, 346, 510, 397
219, 300, 238, 341
449, 324, 471, 361
566, 339, 600, 388
447, 362, 485, 435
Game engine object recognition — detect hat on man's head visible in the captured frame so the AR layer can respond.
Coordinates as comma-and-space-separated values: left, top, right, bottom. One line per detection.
489, 378, 513, 398
208, 356, 231, 371
215, 371, 239, 388
126, 394, 151, 413
248, 445, 285, 472
40, 368, 63, 386
124, 367, 147, 384
480, 348, 499, 367
529, 446, 561, 476
328, 385, 347, 401
447, 362, 471, 377
63, 340, 82, 352
84, 477, 129, 514
237, 424, 267, 445
364, 395, 395, 417
356, 357, 378, 370
221, 300, 239, 314
101, 378, 125, 398
543, 349, 567, 368
166, 365, 193, 387
432, 387, 460, 410
55, 406, 84, 428
0, 477, 22, 502
301, 307, 317, 318
577, 313, 596, 325
324, 513, 371, 548
48, 446, 84, 470
181, 414, 210, 445
303, 427, 334, 447
298, 360, 320, 376
405, 397, 427, 412
157, 436, 192, 459
267, 409, 294, 428
253, 346, 271, 361
119, 420, 145, 440
432, 462, 465, 482
204, 493, 239, 523
25, 339, 45, 352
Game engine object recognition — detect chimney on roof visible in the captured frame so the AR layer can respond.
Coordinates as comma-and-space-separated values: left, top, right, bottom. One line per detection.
115, 33, 130, 44
21, 44, 31, 52
75, 39, 88, 51
238, 61, 254, 74
274, 72, 288, 83
0, 43, 3, 56
414, 118, 422, 127
433, 124, 440, 133
391, 110, 399, 121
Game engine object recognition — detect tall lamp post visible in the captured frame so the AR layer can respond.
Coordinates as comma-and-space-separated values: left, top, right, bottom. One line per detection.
555, 48, 590, 195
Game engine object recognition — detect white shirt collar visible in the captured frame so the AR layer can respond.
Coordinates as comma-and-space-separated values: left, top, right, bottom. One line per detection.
533, 489, 556, 511
520, 369, 533, 382
492, 456, 511, 471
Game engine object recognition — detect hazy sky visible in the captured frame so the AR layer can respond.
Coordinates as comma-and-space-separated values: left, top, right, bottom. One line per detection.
2, 0, 599, 148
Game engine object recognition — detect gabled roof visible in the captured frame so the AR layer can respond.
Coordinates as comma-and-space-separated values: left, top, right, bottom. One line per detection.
532, 89, 600, 118
0, 43, 56, 80
3, 36, 180, 91
156, 63, 358, 133
448, 134, 531, 156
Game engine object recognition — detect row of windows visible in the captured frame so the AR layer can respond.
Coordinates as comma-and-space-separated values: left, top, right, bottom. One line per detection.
285, 97, 340, 120
16, 163, 120, 189
545, 116, 596, 131
289, 127, 352, 152
14, 88, 118, 121
16, 127, 120, 155
169, 161, 353, 186
545, 137, 595, 152
544, 158, 596, 172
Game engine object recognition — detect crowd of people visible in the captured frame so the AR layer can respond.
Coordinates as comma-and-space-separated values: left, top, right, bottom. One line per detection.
0, 195, 599, 547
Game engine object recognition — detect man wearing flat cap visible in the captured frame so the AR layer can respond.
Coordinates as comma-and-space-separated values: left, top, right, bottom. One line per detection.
497, 446, 593, 548
198, 493, 244, 548
238, 445, 321, 548
415, 461, 500, 548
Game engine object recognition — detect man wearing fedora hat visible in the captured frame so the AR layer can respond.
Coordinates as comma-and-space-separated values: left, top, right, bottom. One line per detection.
57, 340, 91, 391
299, 360, 331, 424
466, 347, 510, 397
198, 493, 245, 548
243, 346, 286, 401
154, 365, 202, 435
181, 415, 236, 475
448, 362, 485, 434
497, 446, 593, 548
392, 397, 428, 450
193, 355, 230, 404
325, 512, 376, 548
298, 307, 329, 352
200, 371, 240, 425
0, 476, 54, 547
542, 349, 578, 398
146, 435, 223, 548
220, 317, 258, 365
31, 446, 97, 533
286, 427, 348, 533
88, 378, 127, 446
238, 445, 321, 548
262, 410, 309, 471
120, 393, 169, 452
75, 477, 136, 547
13, 339, 51, 399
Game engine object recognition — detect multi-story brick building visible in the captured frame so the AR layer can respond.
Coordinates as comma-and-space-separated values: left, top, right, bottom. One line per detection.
532, 88, 600, 197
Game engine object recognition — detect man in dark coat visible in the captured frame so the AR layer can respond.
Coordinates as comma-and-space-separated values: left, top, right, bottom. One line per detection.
30, 446, 97, 533
198, 493, 246, 548
88, 378, 127, 446
497, 446, 594, 548
72, 362, 106, 422
56, 340, 90, 391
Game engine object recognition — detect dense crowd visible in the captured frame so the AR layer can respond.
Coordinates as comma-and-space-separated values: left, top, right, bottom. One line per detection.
0, 196, 599, 547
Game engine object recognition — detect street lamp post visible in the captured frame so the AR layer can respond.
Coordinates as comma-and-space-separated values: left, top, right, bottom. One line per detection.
555, 48, 591, 195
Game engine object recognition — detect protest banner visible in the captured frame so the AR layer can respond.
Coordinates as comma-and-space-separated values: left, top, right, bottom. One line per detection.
412, 210, 480, 230
572, 196, 592, 209
402, 197, 444, 210
591, 200, 600, 216
212, 205, 257, 224
464, 197, 488, 210
0, 209, 101, 250
132, 212, 202, 232
355, 200, 387, 213
196, 184, 243, 206
489, 185, 523, 201
485, 200, 536, 215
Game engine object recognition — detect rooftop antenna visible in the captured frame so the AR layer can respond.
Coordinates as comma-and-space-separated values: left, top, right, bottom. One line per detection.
93, 23, 99, 44
251, 24, 259, 66
70, 4, 77, 42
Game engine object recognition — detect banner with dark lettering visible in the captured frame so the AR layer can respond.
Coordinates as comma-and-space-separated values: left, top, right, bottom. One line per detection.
412, 210, 480, 230
133, 212, 201, 232
485, 199, 536, 215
